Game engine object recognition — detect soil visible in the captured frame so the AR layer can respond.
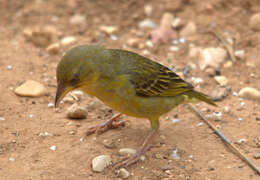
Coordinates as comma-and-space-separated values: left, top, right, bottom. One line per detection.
0, 0, 260, 180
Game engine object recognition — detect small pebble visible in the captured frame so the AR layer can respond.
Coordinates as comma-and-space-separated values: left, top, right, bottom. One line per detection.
253, 152, 260, 159
197, 122, 204, 127
210, 87, 230, 101
214, 76, 228, 86
0, 117, 5, 121
110, 35, 118, 41
238, 87, 260, 102
180, 22, 197, 37
138, 19, 157, 29
48, 102, 54, 108
69, 14, 86, 25
61, 36, 76, 46
172, 118, 181, 124
234, 50, 245, 59
46, 43, 60, 54
50, 145, 56, 151
29, 114, 34, 118
169, 149, 180, 160
7, 65, 12, 70
119, 148, 136, 155
9, 157, 15, 161
238, 117, 243, 121
67, 103, 88, 119
100, 25, 118, 35
92, 155, 112, 172
118, 168, 130, 179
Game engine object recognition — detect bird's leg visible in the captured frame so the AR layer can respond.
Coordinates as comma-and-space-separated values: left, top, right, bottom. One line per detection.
114, 129, 157, 168
86, 113, 125, 135
114, 118, 159, 168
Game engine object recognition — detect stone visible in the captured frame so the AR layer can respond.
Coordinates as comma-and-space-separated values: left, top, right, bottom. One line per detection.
199, 47, 227, 70
234, 50, 245, 59
14, 80, 47, 97
24, 26, 59, 47
138, 19, 157, 29
169, 149, 180, 160
214, 76, 228, 86
127, 38, 139, 48
238, 87, 260, 101
67, 103, 88, 119
119, 148, 136, 155
118, 168, 130, 179
249, 13, 260, 31
46, 43, 60, 54
180, 22, 197, 37
61, 36, 76, 46
100, 25, 118, 35
92, 155, 112, 172
172, 17, 182, 29
69, 14, 86, 25
144, 5, 153, 16
160, 13, 174, 29
253, 152, 260, 159
205, 67, 216, 77
210, 87, 230, 101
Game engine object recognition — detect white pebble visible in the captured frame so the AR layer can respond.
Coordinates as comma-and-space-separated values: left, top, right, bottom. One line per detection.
238, 87, 260, 101
169, 46, 179, 52
179, 37, 186, 44
110, 35, 118, 41
118, 168, 130, 179
119, 148, 136, 155
9, 157, 15, 161
48, 102, 54, 108
92, 155, 112, 172
197, 122, 204, 127
29, 114, 34, 118
7, 65, 12, 70
50, 145, 56, 151
172, 118, 181, 123
0, 117, 5, 121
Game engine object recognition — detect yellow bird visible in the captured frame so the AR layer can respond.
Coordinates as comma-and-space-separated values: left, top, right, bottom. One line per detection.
55, 45, 216, 168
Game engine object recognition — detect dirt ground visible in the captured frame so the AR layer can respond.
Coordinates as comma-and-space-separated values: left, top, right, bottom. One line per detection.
0, 0, 260, 179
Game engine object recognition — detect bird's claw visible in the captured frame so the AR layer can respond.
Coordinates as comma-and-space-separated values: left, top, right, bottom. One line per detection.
86, 120, 125, 136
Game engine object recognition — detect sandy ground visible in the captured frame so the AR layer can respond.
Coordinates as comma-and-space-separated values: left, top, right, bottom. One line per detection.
0, 0, 260, 179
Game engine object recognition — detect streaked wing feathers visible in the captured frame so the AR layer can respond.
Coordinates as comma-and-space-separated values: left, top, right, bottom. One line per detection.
130, 60, 193, 97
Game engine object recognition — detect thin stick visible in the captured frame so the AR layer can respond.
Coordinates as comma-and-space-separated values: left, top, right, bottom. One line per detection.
187, 104, 260, 175
206, 29, 237, 62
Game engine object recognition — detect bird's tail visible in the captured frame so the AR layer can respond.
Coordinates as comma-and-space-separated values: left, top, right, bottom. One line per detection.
185, 90, 217, 107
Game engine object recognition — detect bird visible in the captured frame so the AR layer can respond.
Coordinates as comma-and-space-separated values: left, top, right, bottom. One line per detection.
55, 44, 216, 168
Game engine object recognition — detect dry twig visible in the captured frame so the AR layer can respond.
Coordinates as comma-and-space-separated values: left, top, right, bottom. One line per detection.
187, 104, 260, 175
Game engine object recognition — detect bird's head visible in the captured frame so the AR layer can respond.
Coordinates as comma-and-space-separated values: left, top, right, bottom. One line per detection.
55, 45, 102, 107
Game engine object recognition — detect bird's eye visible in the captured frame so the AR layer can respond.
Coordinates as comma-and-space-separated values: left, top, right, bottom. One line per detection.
70, 77, 78, 85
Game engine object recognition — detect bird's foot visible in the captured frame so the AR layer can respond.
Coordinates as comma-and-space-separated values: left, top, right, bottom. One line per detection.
113, 129, 157, 169
113, 146, 149, 169
86, 114, 125, 135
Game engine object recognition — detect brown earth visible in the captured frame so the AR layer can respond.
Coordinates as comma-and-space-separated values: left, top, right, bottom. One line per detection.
0, 0, 260, 179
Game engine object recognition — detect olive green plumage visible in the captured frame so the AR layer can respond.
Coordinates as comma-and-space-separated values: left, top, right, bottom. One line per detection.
55, 45, 216, 130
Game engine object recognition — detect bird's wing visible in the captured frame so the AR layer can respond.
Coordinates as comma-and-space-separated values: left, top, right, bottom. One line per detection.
129, 60, 193, 97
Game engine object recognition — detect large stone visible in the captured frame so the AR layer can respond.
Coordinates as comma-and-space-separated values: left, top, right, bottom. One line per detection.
92, 155, 112, 172
14, 80, 47, 97
199, 47, 227, 70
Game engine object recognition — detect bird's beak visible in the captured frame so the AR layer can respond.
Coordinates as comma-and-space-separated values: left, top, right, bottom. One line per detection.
55, 83, 71, 108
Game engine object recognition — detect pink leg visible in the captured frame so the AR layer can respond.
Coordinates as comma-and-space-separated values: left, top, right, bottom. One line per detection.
86, 113, 125, 135
113, 129, 157, 168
